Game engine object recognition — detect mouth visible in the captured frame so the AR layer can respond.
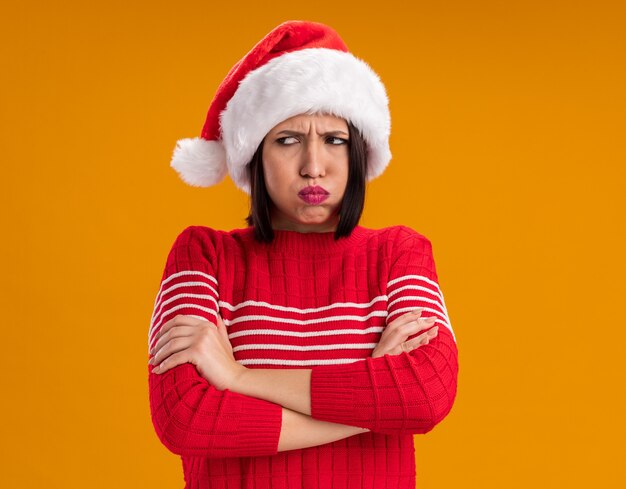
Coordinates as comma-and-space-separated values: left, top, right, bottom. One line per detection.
299, 193, 329, 204
298, 186, 330, 204
298, 185, 330, 196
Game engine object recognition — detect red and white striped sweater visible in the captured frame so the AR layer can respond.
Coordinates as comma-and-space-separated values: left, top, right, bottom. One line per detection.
147, 224, 458, 488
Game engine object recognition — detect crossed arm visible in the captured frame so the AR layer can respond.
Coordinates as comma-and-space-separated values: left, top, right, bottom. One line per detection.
149, 305, 447, 453
147, 226, 458, 457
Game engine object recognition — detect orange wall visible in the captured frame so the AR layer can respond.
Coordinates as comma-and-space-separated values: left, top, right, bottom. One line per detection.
1, 1, 624, 487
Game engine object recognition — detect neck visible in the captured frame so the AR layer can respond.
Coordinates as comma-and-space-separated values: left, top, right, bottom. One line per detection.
241, 224, 368, 253
270, 215, 341, 234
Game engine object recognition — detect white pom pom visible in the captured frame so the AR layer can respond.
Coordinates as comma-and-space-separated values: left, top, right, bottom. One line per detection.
170, 137, 228, 188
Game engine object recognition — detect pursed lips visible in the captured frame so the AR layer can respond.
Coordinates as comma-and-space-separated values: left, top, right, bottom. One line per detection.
298, 185, 330, 204
298, 185, 329, 196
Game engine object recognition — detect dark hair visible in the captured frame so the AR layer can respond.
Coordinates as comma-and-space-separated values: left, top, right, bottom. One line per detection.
244, 120, 368, 243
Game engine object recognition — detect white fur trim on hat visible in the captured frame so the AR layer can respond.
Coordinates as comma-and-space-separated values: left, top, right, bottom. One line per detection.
219, 48, 391, 195
170, 137, 228, 188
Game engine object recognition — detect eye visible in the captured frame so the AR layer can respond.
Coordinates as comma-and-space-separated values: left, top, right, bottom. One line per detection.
277, 136, 298, 145
327, 136, 348, 145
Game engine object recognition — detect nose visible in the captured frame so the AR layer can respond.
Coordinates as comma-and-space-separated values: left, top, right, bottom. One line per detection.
299, 140, 325, 178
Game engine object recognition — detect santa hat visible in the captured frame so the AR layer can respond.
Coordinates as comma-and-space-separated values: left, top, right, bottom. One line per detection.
170, 20, 391, 195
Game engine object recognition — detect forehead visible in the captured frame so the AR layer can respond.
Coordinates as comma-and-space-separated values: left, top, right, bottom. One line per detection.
270, 112, 348, 132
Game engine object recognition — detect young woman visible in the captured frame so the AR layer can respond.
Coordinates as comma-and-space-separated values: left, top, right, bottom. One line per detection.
147, 20, 458, 489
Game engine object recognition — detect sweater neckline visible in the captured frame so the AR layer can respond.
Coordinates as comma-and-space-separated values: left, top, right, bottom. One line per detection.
239, 225, 369, 253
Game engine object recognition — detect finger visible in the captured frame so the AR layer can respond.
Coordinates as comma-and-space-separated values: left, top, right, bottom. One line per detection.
398, 308, 424, 324
391, 340, 416, 355
400, 337, 424, 353
150, 336, 195, 366
412, 331, 431, 347
152, 349, 189, 375
386, 323, 421, 345
150, 325, 197, 356
388, 316, 437, 342
423, 326, 439, 339
213, 313, 225, 330
156, 314, 198, 341
216, 313, 224, 327
410, 316, 438, 331
386, 308, 423, 327
151, 315, 206, 352
406, 327, 439, 349
416, 316, 438, 330
402, 327, 434, 351
408, 324, 438, 342
216, 315, 230, 342
404, 308, 424, 318
389, 310, 431, 333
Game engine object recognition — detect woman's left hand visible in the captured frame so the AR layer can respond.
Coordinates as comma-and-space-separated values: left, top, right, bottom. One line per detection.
149, 314, 246, 391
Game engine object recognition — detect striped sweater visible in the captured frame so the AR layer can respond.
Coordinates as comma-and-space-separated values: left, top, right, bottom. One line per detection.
147, 224, 458, 488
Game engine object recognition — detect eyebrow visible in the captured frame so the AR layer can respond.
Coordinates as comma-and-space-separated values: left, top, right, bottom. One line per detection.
276, 129, 349, 137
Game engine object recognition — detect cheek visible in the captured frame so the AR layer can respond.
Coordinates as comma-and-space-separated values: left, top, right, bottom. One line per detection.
261, 155, 278, 188
339, 159, 350, 183
262, 163, 290, 204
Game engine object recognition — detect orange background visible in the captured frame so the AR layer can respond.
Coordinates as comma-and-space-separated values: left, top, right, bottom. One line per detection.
1, 1, 624, 487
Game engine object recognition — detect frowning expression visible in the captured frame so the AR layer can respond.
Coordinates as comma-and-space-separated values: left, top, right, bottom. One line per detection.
261, 112, 350, 233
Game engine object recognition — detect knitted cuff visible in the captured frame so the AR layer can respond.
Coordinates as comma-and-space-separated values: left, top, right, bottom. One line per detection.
235, 393, 283, 456
310, 359, 374, 428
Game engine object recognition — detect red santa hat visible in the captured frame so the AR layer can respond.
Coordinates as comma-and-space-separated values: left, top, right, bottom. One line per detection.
170, 20, 391, 195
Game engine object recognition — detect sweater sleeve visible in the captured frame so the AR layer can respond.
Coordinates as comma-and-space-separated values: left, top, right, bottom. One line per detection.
309, 227, 459, 435
147, 226, 283, 458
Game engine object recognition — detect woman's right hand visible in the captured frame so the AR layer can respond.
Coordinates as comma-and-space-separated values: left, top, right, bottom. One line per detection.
371, 308, 439, 358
